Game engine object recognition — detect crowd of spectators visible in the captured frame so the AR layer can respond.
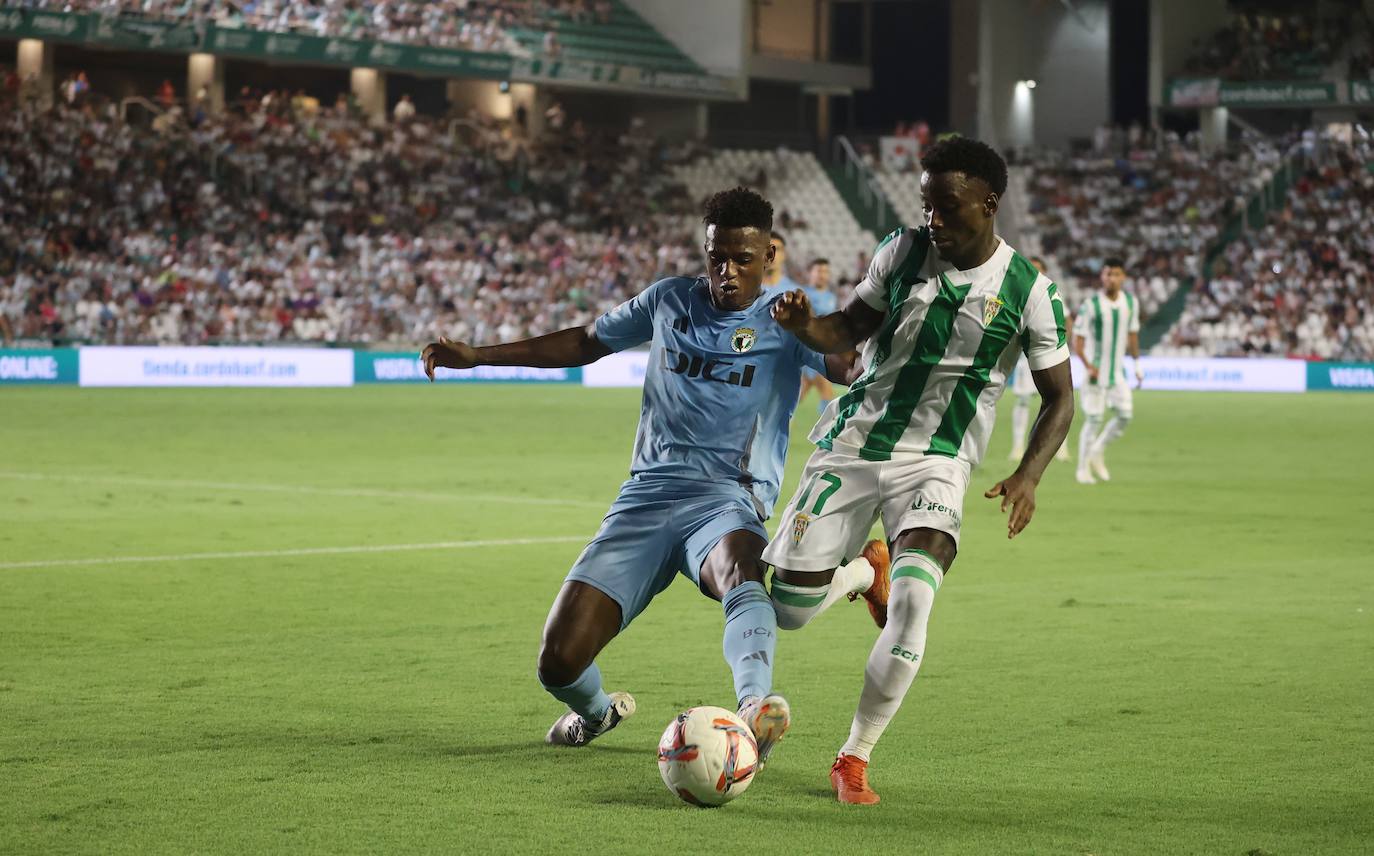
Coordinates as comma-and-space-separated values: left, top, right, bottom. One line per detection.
1160, 135, 1374, 360
1, 0, 618, 53
1180, 6, 1351, 80
1023, 131, 1287, 325
0, 85, 711, 347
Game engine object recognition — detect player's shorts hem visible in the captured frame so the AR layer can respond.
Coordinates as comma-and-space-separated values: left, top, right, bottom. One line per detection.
889, 512, 961, 547
563, 572, 636, 631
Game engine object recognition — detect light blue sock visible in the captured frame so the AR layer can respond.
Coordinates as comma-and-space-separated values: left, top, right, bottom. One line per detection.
541, 663, 612, 722
722, 581, 777, 704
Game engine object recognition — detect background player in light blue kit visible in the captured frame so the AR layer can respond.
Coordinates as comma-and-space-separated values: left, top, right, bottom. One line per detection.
797, 257, 852, 414
421, 188, 852, 765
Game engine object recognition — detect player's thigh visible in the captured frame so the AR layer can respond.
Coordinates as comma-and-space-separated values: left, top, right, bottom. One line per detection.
564, 497, 680, 632
1108, 384, 1134, 417
880, 455, 969, 570
1080, 385, 1106, 418
692, 522, 769, 601
763, 449, 882, 582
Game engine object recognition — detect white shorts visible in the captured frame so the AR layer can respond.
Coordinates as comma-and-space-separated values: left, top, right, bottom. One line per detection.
762, 448, 971, 572
1081, 382, 1133, 418
1011, 364, 1037, 397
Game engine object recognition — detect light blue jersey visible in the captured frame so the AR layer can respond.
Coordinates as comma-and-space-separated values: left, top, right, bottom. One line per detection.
806, 286, 839, 317
763, 274, 803, 298
594, 276, 826, 518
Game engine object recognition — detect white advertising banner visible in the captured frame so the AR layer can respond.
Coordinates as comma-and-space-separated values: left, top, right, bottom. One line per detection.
1136, 357, 1306, 393
79, 347, 354, 387
582, 351, 651, 388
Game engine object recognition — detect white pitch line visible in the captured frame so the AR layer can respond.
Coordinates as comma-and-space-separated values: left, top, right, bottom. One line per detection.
0, 536, 588, 571
0, 471, 606, 509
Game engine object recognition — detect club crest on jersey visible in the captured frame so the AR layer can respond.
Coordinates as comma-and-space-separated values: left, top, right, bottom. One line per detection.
791, 512, 812, 546
730, 327, 756, 353
983, 295, 1004, 327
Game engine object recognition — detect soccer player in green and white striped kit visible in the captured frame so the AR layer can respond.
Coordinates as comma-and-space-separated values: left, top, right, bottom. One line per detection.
765, 137, 1075, 804
1072, 258, 1143, 484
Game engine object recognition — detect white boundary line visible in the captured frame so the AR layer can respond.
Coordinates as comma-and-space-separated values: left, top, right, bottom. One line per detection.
0, 536, 588, 571
0, 472, 606, 509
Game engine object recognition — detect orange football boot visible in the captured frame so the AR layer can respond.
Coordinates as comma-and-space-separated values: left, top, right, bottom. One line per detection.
847, 538, 891, 628
830, 753, 880, 805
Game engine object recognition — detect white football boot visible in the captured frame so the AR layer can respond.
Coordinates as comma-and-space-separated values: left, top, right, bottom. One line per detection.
1075, 467, 1096, 485
545, 691, 636, 747
738, 694, 791, 768
1090, 448, 1111, 482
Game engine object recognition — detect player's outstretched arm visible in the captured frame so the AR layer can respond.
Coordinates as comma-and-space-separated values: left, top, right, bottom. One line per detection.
1072, 332, 1097, 383
984, 359, 1074, 538
420, 324, 612, 381
772, 289, 884, 354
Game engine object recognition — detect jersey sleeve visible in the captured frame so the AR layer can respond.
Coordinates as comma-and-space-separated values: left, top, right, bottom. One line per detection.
1021, 278, 1070, 370
1129, 295, 1141, 333
794, 338, 827, 375
592, 278, 670, 352
854, 227, 925, 311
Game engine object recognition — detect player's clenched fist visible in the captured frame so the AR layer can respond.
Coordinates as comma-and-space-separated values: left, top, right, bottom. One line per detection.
770, 288, 812, 332
420, 336, 479, 381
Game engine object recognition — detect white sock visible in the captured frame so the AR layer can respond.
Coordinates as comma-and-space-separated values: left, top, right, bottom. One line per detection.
1010, 395, 1031, 456
1077, 416, 1102, 470
839, 551, 942, 761
770, 557, 874, 630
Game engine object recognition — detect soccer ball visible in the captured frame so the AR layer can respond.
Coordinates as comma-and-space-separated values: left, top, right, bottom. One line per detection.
657, 706, 759, 807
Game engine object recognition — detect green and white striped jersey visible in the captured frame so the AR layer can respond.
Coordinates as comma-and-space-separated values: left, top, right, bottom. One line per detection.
812, 227, 1068, 465
1075, 291, 1140, 387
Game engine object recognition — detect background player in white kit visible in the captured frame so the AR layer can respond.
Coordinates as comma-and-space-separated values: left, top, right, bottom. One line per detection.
765, 138, 1074, 804
1073, 257, 1142, 484
1008, 256, 1071, 462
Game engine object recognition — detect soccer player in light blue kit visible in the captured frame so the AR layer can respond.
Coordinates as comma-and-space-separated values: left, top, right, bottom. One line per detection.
421, 188, 850, 764
799, 257, 844, 414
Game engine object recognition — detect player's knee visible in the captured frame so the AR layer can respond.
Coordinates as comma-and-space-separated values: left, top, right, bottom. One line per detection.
710, 558, 765, 596
887, 577, 935, 642
536, 637, 591, 688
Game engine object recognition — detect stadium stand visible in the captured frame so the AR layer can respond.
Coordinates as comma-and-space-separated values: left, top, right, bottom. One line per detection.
1180, 4, 1352, 80
1157, 136, 1374, 360
0, 91, 709, 346
1019, 134, 1288, 324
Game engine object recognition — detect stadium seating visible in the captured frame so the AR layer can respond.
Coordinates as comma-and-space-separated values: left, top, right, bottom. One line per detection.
1180, 7, 1351, 80
1019, 135, 1287, 326
672, 148, 877, 281
1156, 137, 1374, 360
0, 92, 705, 346
505, 2, 703, 74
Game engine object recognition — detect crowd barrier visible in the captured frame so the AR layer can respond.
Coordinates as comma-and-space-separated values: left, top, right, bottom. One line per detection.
1, 348, 1369, 392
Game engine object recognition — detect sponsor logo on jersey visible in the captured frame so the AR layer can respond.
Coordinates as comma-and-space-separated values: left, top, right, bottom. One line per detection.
910, 495, 961, 525
791, 512, 812, 546
730, 327, 756, 353
983, 295, 1004, 327
663, 349, 756, 387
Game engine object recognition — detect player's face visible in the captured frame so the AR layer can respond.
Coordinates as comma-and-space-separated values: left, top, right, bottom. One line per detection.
808, 262, 831, 290
921, 170, 998, 265
1100, 265, 1126, 293
705, 225, 772, 310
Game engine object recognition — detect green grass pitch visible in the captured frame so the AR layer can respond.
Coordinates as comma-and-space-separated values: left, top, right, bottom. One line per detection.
2, 386, 1372, 854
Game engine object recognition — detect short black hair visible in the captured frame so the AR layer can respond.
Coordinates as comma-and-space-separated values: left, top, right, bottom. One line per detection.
1102, 257, 1126, 271
702, 187, 773, 232
808, 257, 830, 268
770, 230, 786, 246
920, 136, 1008, 197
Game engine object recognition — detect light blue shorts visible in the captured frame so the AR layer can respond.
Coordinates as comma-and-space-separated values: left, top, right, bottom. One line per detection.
565, 476, 768, 630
